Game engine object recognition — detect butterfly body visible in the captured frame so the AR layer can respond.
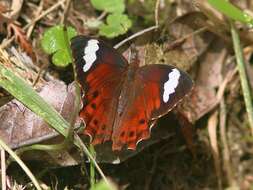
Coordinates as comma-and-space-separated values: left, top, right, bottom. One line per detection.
116, 59, 139, 117
71, 36, 193, 151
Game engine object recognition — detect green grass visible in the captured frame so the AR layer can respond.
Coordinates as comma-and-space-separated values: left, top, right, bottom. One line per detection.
208, 0, 253, 26
0, 49, 110, 188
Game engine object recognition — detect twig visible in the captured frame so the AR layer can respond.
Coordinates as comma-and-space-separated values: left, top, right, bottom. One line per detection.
0, 138, 42, 190
1, 147, 6, 190
0, 0, 66, 49
26, 0, 44, 39
114, 25, 158, 49
165, 27, 207, 51
61, 0, 71, 25
219, 98, 237, 187
216, 67, 237, 102
155, 0, 160, 27
97, 11, 107, 21
207, 111, 222, 190
230, 21, 253, 136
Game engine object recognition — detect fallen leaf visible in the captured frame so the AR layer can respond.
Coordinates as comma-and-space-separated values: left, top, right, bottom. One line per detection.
7, 23, 35, 60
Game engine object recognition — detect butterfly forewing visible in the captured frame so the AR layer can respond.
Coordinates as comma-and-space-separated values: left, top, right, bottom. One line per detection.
112, 64, 193, 150
71, 36, 128, 89
71, 36, 128, 144
137, 64, 193, 118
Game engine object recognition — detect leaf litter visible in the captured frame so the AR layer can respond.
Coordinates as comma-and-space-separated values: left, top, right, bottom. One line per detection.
0, 0, 253, 189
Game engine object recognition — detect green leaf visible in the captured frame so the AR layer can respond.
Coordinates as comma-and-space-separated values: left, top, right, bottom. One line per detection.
208, 0, 253, 26
52, 49, 71, 67
91, 0, 125, 13
41, 25, 77, 67
99, 13, 132, 38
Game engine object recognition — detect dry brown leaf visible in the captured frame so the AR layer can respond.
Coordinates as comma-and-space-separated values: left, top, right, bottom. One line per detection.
0, 3, 11, 33
7, 23, 35, 60
0, 81, 80, 149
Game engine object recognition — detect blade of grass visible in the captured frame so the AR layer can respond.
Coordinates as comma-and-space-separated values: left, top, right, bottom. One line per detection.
74, 134, 110, 187
0, 50, 69, 137
207, 0, 253, 25
230, 22, 253, 135
89, 144, 96, 187
63, 27, 102, 188
0, 138, 42, 190
0, 48, 110, 187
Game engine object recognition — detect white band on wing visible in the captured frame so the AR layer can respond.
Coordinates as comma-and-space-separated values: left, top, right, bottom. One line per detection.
163, 68, 181, 103
83, 39, 99, 72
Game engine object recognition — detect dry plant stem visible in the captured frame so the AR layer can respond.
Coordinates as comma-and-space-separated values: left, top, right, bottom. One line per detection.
165, 27, 207, 51
114, 25, 158, 49
97, 11, 107, 21
61, 0, 71, 25
0, 138, 42, 190
0, 0, 66, 49
1, 147, 6, 190
26, 0, 44, 39
155, 0, 160, 27
230, 22, 253, 136
207, 111, 222, 190
5, 0, 23, 20
32, 62, 48, 86
219, 98, 237, 187
216, 67, 237, 102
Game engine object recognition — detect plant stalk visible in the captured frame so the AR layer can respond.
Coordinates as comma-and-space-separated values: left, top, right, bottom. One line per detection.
230, 21, 253, 135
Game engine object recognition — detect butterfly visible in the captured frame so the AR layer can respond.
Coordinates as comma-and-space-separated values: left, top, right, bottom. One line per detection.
71, 36, 193, 151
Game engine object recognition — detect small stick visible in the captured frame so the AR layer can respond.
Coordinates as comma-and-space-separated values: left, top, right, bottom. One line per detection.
114, 25, 158, 49
0, 138, 42, 190
1, 147, 6, 190
97, 11, 107, 21
0, 0, 66, 49
61, 0, 71, 25
155, 0, 160, 27
207, 111, 222, 190
219, 98, 237, 187
216, 67, 237, 103
26, 0, 44, 39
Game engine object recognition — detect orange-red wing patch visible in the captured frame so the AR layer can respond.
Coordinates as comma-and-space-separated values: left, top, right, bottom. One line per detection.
112, 65, 193, 151
71, 36, 193, 151
71, 36, 128, 144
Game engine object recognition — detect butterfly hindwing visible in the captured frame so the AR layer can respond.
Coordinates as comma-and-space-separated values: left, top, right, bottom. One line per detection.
112, 64, 193, 150
71, 36, 128, 144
